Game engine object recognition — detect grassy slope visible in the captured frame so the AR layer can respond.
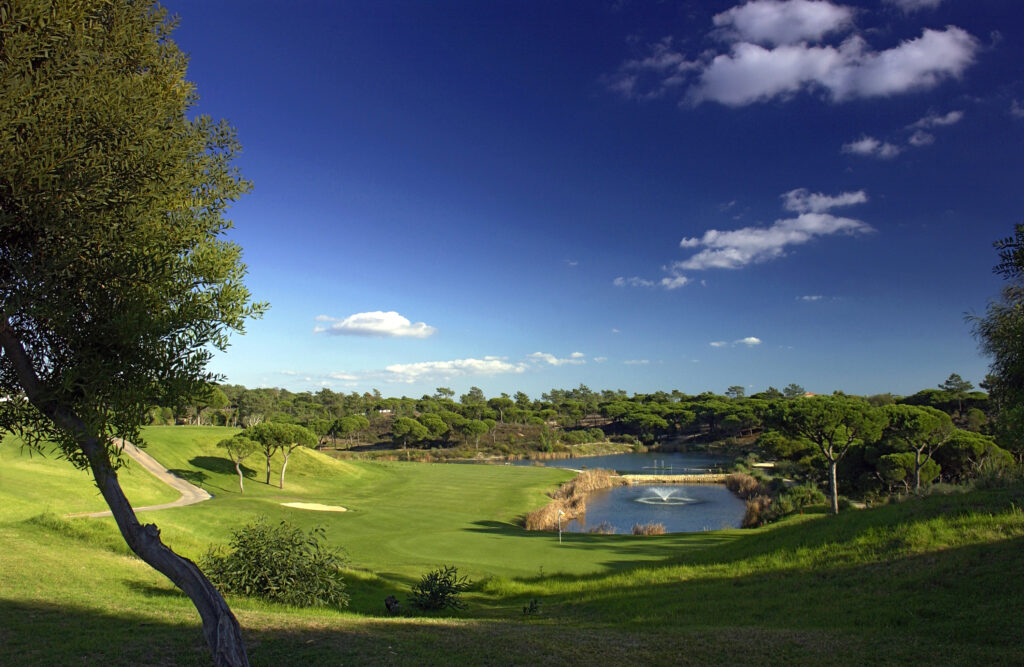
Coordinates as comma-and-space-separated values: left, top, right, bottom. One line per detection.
0, 434, 180, 520
1, 425, 1022, 665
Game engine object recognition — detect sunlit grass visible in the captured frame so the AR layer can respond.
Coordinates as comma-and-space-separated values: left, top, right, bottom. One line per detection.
2, 426, 1022, 664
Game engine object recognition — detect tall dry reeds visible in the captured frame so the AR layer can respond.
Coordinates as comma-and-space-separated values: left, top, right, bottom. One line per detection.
742, 495, 773, 528
724, 472, 765, 499
631, 522, 666, 536
524, 469, 620, 531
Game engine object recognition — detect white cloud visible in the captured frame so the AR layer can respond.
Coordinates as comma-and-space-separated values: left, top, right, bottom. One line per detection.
885, 0, 943, 12
677, 211, 873, 271
710, 341, 729, 348
612, 15, 978, 108
594, 356, 608, 363
385, 356, 525, 382
908, 130, 935, 146
910, 110, 964, 128
614, 276, 655, 288
280, 370, 299, 376
798, 295, 824, 301
713, 0, 854, 47
611, 328, 621, 334
660, 275, 691, 290
624, 359, 650, 365
842, 135, 902, 159
315, 311, 437, 338
737, 336, 762, 346
1011, 100, 1024, 119
782, 188, 868, 213
328, 371, 359, 381
529, 352, 586, 367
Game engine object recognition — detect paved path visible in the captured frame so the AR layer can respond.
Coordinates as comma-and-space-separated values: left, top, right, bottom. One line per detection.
70, 439, 212, 518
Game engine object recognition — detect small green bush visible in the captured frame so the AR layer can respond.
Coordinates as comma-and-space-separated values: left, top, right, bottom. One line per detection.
201, 516, 348, 608
409, 564, 471, 611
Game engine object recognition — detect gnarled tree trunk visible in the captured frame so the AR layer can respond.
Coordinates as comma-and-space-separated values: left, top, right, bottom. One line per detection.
0, 325, 248, 666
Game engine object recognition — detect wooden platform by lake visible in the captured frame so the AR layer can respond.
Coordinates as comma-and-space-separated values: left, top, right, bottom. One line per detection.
619, 473, 729, 485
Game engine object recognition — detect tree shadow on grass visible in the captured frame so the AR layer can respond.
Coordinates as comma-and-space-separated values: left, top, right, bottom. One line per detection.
6, 537, 1020, 667
166, 468, 209, 488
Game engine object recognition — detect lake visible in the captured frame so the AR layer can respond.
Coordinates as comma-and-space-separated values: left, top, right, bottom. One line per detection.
512, 451, 729, 474
565, 484, 746, 534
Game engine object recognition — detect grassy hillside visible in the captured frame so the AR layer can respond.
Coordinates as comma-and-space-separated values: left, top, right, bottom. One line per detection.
1, 425, 1022, 664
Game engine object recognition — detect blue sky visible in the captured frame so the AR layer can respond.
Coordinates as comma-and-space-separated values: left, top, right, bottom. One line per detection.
164, 0, 1024, 399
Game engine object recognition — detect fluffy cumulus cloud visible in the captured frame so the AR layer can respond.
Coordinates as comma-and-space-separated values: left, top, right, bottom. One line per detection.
314, 311, 436, 338
618, 188, 871, 289
607, 0, 977, 107
782, 188, 868, 213
385, 357, 525, 383
841, 135, 902, 159
712, 0, 854, 46
710, 341, 729, 348
677, 211, 873, 270
528, 351, 586, 366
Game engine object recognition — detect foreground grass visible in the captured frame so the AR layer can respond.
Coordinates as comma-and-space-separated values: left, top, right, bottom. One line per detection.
2, 426, 1023, 664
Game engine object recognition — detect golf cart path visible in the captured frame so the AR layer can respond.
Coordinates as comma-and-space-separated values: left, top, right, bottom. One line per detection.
71, 439, 212, 518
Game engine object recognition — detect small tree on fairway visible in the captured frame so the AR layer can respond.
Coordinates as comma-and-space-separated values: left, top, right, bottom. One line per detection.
217, 437, 259, 494
276, 423, 317, 489
245, 422, 284, 486
0, 2, 262, 663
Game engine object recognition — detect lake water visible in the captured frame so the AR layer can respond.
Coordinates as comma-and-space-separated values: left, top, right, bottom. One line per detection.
565, 484, 746, 534
512, 451, 728, 474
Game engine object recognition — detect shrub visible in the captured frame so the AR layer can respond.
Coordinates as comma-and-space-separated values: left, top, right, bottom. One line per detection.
725, 472, 765, 499
631, 522, 666, 535
200, 516, 348, 608
587, 521, 616, 534
742, 495, 773, 527
409, 565, 471, 611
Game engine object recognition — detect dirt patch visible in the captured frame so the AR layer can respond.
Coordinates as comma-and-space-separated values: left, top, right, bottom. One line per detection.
280, 502, 347, 512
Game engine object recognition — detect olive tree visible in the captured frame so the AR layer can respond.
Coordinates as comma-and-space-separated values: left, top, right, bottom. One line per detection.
0, 3, 262, 664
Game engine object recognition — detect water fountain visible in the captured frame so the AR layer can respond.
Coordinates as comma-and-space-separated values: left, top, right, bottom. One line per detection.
635, 486, 695, 505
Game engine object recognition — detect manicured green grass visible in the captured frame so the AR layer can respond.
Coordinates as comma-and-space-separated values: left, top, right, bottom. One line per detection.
2, 425, 1023, 665
0, 434, 180, 520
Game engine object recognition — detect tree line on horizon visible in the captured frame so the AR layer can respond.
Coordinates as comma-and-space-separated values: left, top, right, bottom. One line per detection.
143, 373, 1018, 512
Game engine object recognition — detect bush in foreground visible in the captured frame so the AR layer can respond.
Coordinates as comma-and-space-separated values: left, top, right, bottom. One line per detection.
409, 565, 471, 611
201, 517, 348, 608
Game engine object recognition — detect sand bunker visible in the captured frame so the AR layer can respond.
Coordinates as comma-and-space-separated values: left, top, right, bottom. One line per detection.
280, 502, 347, 512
